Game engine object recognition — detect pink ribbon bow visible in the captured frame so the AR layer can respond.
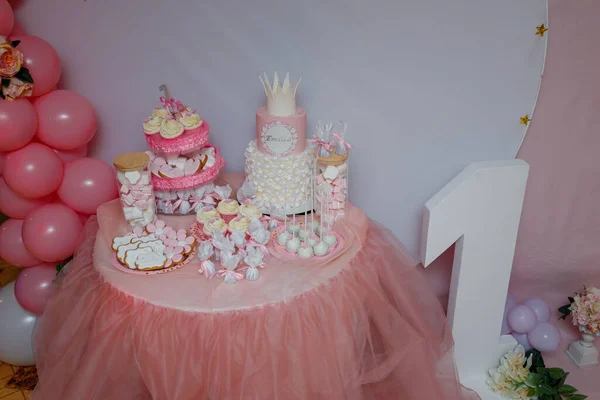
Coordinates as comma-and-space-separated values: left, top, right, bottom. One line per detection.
238, 264, 266, 273
309, 135, 333, 153
216, 269, 244, 281
159, 96, 185, 114
246, 240, 269, 255
331, 133, 352, 151
165, 199, 183, 213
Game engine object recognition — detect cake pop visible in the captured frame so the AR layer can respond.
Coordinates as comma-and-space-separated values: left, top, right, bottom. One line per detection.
297, 242, 314, 259
313, 240, 329, 257
322, 230, 337, 247
306, 231, 320, 247
286, 236, 301, 253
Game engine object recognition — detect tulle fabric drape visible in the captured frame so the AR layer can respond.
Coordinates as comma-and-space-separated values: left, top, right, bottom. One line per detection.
33, 216, 478, 399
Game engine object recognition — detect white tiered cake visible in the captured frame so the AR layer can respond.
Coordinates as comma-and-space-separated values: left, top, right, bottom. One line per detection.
242, 72, 315, 215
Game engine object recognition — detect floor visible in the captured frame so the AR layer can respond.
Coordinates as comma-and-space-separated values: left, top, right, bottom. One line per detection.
0, 254, 37, 400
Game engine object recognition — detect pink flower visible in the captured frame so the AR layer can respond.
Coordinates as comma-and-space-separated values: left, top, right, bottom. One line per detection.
145, 220, 174, 241
163, 246, 184, 268
167, 229, 195, 253
2, 77, 33, 101
0, 43, 24, 78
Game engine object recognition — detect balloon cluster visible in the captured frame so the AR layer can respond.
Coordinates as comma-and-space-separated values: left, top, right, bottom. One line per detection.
0, 1, 117, 339
502, 295, 561, 353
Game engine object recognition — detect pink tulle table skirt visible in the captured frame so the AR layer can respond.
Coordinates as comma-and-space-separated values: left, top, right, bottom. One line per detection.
33, 200, 478, 399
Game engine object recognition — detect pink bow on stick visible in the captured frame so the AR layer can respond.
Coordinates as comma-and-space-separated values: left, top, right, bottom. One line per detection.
159, 96, 185, 114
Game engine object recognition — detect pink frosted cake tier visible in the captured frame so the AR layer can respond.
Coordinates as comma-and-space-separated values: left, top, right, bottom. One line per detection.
146, 122, 210, 155
256, 106, 306, 157
151, 146, 225, 191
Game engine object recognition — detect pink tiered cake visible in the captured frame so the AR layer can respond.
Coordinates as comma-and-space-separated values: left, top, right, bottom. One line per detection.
143, 98, 226, 215
243, 73, 315, 214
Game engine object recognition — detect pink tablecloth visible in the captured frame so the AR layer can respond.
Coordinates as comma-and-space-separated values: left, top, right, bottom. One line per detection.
32, 176, 477, 400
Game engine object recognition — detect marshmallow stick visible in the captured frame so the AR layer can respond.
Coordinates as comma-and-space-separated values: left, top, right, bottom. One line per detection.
320, 182, 323, 237
345, 160, 349, 210
292, 184, 296, 238
284, 180, 288, 232
312, 158, 315, 227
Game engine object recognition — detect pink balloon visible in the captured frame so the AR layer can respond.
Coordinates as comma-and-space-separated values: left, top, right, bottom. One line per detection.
0, 98, 38, 152
57, 158, 117, 214
14, 263, 56, 315
0, 0, 14, 36
10, 35, 60, 97
54, 144, 88, 163
34, 90, 97, 150
0, 152, 4, 175
0, 177, 53, 218
527, 322, 561, 352
0, 219, 41, 267
9, 18, 25, 36
22, 203, 83, 262
3, 142, 63, 199
507, 305, 537, 334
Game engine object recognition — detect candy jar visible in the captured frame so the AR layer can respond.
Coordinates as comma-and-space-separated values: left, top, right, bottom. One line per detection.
113, 152, 156, 227
314, 121, 351, 226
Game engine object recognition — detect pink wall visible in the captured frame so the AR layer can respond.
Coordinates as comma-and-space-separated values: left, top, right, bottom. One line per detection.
497, 1, 599, 394
512, 0, 600, 294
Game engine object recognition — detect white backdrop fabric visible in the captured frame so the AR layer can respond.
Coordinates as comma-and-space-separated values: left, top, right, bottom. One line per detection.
17, 0, 547, 257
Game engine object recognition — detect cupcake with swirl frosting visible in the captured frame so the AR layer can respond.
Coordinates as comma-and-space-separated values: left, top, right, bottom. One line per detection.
143, 116, 162, 135
239, 203, 262, 219
203, 217, 228, 237
177, 111, 203, 130
196, 206, 220, 228
228, 215, 250, 234
217, 199, 240, 223
152, 107, 171, 119
160, 118, 185, 139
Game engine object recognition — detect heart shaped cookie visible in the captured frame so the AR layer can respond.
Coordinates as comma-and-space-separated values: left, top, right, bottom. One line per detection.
184, 158, 201, 176
158, 164, 185, 179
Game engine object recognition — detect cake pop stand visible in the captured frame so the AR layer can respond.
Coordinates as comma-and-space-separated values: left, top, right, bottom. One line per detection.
268, 223, 348, 263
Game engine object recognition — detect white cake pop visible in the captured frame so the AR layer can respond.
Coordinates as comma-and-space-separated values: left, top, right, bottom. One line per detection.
277, 231, 291, 246
298, 227, 310, 240
297, 242, 314, 259
313, 240, 329, 257
322, 230, 337, 247
286, 236, 301, 253
306, 231, 320, 247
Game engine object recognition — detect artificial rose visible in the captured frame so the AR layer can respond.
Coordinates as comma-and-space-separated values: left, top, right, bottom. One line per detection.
2, 77, 33, 101
0, 43, 24, 78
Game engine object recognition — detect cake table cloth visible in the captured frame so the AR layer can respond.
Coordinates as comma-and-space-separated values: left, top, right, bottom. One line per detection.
32, 175, 478, 400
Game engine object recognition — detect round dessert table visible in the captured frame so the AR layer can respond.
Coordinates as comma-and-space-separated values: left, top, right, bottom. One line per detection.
32, 174, 478, 400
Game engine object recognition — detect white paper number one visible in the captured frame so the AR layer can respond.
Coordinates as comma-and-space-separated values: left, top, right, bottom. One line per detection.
420, 160, 529, 398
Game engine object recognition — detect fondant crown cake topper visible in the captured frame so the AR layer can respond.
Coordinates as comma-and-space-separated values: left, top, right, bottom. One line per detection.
259, 72, 301, 117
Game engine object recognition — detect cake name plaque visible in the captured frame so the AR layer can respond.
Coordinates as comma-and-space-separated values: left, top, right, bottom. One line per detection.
260, 121, 298, 157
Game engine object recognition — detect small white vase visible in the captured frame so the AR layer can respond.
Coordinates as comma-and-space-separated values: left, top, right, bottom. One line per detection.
566, 328, 599, 368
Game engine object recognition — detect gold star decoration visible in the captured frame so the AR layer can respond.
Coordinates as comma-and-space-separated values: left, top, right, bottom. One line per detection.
535, 24, 548, 37
520, 114, 532, 126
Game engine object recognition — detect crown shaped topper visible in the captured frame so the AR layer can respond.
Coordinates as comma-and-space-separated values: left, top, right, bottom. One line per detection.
259, 72, 301, 117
